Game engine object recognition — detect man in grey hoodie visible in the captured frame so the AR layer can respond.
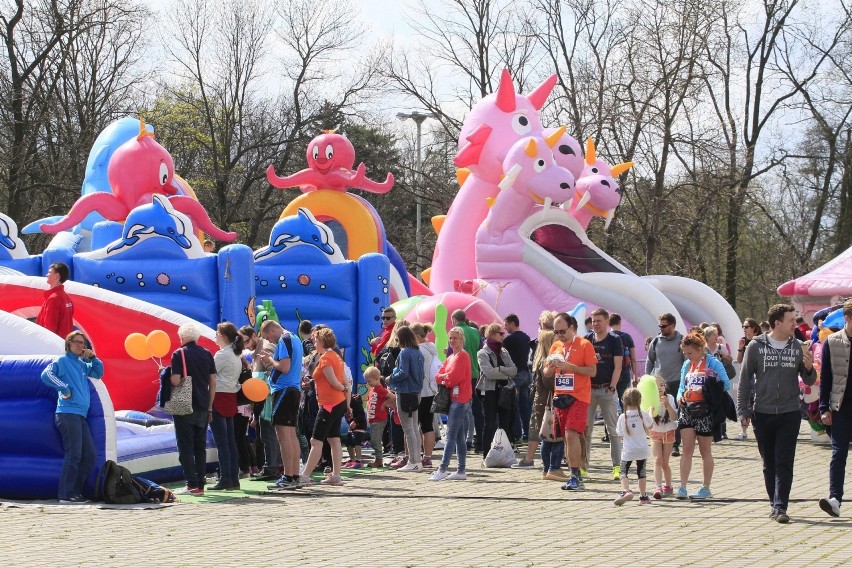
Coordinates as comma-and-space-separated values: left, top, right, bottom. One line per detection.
738, 304, 815, 523
646, 313, 685, 455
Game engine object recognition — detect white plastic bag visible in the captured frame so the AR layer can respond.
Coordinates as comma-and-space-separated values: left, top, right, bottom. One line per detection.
483, 428, 516, 468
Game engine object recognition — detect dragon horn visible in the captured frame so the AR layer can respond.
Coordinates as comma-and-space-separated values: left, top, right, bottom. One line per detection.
545, 126, 566, 149
585, 138, 596, 165
524, 139, 538, 158
495, 68, 516, 112
610, 162, 634, 177
527, 75, 557, 110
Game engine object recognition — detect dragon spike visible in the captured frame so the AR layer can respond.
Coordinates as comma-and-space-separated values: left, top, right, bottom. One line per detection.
527, 74, 557, 110
456, 168, 471, 187
421, 267, 432, 286
322, 128, 338, 134
524, 138, 538, 158
577, 191, 592, 211
137, 117, 156, 141
609, 161, 634, 177
485, 196, 496, 208
585, 138, 596, 165
544, 126, 566, 149
432, 215, 446, 235
495, 68, 517, 112
604, 208, 616, 230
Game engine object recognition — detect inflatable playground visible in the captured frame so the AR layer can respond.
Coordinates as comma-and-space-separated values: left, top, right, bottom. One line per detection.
1, 70, 848, 500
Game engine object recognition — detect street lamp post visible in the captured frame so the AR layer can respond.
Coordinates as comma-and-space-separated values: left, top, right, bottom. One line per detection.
397, 110, 436, 273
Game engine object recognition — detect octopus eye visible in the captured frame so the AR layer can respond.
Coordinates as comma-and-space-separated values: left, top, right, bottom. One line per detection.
312, 145, 319, 161
159, 162, 169, 185
325, 144, 334, 160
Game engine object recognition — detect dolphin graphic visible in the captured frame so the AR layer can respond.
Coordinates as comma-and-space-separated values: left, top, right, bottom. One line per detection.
107, 194, 193, 253
254, 208, 337, 260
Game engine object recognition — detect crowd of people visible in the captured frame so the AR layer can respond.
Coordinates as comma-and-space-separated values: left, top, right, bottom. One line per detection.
34, 264, 852, 522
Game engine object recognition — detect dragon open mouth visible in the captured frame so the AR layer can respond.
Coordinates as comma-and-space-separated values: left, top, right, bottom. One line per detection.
529, 223, 624, 274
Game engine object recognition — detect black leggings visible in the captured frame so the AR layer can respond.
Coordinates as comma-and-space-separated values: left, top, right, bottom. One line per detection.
418, 396, 435, 433
620, 459, 647, 479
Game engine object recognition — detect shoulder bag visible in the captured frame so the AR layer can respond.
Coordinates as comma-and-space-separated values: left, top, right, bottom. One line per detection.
164, 348, 194, 416
431, 384, 451, 414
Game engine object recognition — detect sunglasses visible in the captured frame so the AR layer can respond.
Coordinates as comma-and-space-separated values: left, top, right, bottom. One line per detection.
659, 323, 672, 329
554, 329, 569, 335
381, 316, 394, 321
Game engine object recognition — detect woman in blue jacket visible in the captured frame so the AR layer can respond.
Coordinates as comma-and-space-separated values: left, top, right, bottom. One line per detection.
41, 330, 105, 504
675, 331, 730, 501
389, 326, 425, 472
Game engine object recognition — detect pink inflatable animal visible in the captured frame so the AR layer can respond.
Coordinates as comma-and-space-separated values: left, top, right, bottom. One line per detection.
267, 131, 394, 193
567, 139, 633, 230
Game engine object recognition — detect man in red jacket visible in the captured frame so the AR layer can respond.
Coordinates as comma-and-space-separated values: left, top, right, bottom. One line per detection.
36, 262, 74, 338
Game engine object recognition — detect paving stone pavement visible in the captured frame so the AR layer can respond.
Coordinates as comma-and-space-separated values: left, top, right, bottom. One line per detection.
1, 423, 850, 567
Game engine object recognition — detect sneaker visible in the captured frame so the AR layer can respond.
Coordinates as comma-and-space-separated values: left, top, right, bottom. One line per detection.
341, 460, 355, 469
676, 486, 688, 500
511, 459, 535, 469
580, 468, 588, 480
769, 508, 779, 519
689, 486, 713, 500
430, 470, 450, 481
612, 466, 621, 480
390, 456, 408, 469
188, 487, 204, 495
561, 476, 581, 491
671, 447, 681, 457
614, 490, 634, 506
661, 485, 674, 498
639, 495, 651, 505
653, 486, 663, 500
349, 461, 363, 469
775, 509, 790, 524
320, 474, 344, 486
734, 433, 748, 441
208, 481, 230, 491
59, 495, 89, 504
398, 462, 423, 472
434, 440, 445, 450
267, 476, 291, 490
819, 497, 841, 518
446, 471, 467, 480
174, 486, 196, 495
298, 474, 317, 486
421, 457, 433, 468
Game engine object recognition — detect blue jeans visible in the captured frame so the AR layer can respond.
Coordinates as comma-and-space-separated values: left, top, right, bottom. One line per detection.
174, 409, 209, 489
513, 371, 532, 439
210, 410, 239, 485
440, 400, 470, 473
829, 402, 852, 503
540, 440, 564, 473
55, 413, 97, 500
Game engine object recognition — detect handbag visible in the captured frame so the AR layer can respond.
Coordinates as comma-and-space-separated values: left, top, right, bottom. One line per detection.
163, 348, 193, 416
399, 392, 420, 414
431, 384, 451, 414
497, 385, 515, 410
539, 391, 563, 442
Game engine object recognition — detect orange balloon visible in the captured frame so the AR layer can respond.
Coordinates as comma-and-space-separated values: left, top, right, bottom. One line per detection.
241, 378, 269, 403
125, 333, 151, 361
146, 330, 171, 358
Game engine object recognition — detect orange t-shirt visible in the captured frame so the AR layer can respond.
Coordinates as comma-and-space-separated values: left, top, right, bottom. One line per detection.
312, 350, 346, 408
549, 337, 596, 404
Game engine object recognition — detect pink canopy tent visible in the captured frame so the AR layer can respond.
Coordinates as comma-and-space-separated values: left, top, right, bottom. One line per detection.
777, 245, 852, 321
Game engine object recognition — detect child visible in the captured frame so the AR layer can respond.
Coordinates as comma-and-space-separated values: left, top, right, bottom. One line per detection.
650, 375, 678, 499
614, 388, 653, 505
343, 390, 368, 469
365, 367, 395, 468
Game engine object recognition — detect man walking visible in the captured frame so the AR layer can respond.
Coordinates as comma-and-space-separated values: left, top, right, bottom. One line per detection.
584, 308, 623, 479
818, 299, 852, 518
739, 304, 816, 523
609, 313, 638, 400
645, 313, 685, 456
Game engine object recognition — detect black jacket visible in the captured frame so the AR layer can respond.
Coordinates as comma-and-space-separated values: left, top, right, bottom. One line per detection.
704, 378, 737, 442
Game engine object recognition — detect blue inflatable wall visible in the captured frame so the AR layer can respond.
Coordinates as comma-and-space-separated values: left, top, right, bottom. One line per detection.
0, 355, 109, 500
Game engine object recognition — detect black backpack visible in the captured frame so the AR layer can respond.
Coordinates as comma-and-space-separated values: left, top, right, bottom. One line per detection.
96, 460, 143, 504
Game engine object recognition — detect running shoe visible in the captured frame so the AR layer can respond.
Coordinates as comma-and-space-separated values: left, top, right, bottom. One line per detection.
689, 486, 713, 500
612, 466, 621, 480
320, 474, 344, 486
653, 486, 663, 500
614, 490, 634, 506
421, 457, 433, 468
429, 470, 450, 481
59, 495, 90, 504
661, 485, 674, 498
561, 476, 581, 491
398, 462, 423, 472
676, 486, 688, 500
511, 459, 535, 469
819, 497, 841, 518
639, 495, 651, 505
267, 476, 290, 490
446, 471, 467, 480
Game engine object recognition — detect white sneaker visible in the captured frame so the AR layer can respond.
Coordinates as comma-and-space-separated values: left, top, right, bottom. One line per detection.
819, 496, 841, 517
447, 471, 467, 480
398, 462, 423, 472
434, 440, 445, 450
429, 470, 450, 481
734, 433, 748, 440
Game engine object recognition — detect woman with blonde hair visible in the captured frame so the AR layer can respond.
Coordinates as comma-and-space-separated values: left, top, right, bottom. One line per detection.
430, 327, 473, 480
514, 329, 557, 474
